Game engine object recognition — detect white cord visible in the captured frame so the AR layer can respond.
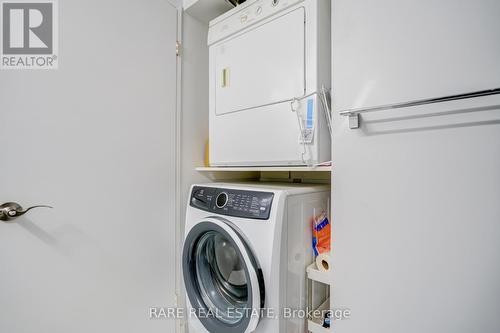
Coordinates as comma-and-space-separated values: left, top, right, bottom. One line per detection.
319, 86, 333, 140
289, 88, 333, 166
290, 98, 309, 165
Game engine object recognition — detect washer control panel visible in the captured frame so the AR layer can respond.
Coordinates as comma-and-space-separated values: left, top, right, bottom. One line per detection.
190, 186, 274, 220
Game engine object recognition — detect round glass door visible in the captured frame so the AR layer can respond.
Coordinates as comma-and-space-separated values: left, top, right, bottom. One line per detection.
182, 219, 264, 333
195, 231, 248, 324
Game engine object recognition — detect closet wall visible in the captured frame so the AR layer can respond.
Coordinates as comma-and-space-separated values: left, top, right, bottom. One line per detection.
177, 11, 211, 333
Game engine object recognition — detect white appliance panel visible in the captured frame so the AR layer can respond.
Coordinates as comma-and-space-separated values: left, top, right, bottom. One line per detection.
214, 7, 305, 115
211, 96, 321, 166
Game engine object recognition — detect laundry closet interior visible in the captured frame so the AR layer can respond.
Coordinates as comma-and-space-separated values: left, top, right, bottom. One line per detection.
179, 0, 333, 332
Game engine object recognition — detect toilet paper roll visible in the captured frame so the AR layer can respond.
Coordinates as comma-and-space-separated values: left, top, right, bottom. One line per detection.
316, 253, 332, 272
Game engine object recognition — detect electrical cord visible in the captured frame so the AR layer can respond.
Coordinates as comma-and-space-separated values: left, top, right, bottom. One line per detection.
289, 88, 333, 166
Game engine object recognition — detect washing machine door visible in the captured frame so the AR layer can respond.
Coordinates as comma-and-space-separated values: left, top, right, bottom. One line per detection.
182, 217, 265, 333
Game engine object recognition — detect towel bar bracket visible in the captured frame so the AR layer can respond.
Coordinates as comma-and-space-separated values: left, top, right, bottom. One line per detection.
348, 113, 360, 129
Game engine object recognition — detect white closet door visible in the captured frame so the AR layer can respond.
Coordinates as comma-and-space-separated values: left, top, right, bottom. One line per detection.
332, 1, 500, 333
333, 0, 500, 111
0, 1, 178, 332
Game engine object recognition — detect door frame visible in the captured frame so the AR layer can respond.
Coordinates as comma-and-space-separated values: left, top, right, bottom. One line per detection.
173, 2, 184, 333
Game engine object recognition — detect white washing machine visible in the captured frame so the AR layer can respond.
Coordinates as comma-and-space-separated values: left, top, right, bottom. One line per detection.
208, 0, 331, 166
182, 183, 330, 333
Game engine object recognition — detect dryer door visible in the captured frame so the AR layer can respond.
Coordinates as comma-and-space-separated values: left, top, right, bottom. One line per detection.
214, 6, 306, 115
182, 217, 265, 333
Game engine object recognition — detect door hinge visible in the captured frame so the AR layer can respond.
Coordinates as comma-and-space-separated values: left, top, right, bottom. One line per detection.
176, 41, 181, 57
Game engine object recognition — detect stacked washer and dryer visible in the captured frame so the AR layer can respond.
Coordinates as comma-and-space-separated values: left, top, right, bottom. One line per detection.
208, 0, 331, 167
182, 0, 331, 332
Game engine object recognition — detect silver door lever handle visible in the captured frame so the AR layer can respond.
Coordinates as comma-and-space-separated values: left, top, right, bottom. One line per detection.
0, 202, 53, 222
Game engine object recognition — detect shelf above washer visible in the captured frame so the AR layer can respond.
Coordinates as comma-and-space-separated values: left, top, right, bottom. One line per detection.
195, 166, 331, 183
195, 166, 332, 172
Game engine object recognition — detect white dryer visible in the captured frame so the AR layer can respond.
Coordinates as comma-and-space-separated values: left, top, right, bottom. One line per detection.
208, 0, 331, 166
182, 183, 330, 333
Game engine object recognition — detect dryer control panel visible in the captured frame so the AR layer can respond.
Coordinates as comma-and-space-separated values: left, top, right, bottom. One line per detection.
190, 186, 274, 220
208, 0, 303, 45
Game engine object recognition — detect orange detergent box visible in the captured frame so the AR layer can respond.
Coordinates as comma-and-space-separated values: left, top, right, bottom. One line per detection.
312, 212, 331, 256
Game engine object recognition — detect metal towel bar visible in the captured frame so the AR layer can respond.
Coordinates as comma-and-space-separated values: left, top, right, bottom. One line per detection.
339, 87, 500, 129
